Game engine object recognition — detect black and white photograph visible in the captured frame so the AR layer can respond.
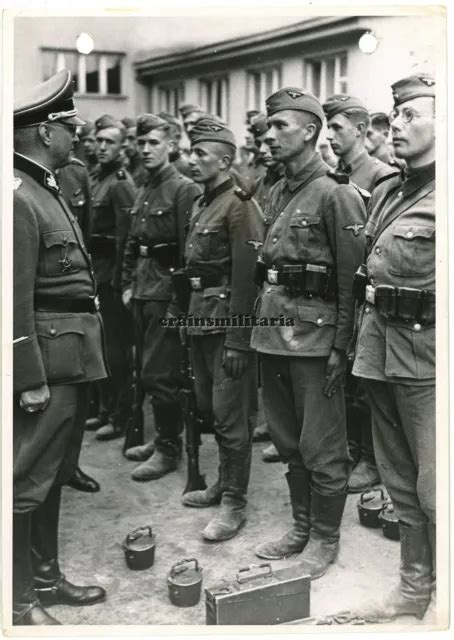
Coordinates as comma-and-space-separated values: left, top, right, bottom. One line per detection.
2, 1, 449, 635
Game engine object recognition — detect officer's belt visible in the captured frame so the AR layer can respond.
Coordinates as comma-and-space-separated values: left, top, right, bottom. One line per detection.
34, 295, 98, 313
133, 241, 178, 268
364, 284, 435, 325
255, 260, 336, 300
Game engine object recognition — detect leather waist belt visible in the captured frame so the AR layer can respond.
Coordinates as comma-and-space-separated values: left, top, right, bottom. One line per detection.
34, 296, 98, 313
90, 234, 116, 253
254, 260, 336, 300
364, 284, 435, 326
188, 274, 227, 291
133, 241, 178, 269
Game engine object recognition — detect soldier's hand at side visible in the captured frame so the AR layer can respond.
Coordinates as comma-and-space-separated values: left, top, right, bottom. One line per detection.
223, 348, 248, 380
19, 384, 50, 413
324, 349, 347, 398
122, 288, 133, 308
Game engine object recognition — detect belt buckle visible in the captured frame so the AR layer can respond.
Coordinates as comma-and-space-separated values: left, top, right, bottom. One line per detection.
139, 245, 148, 257
190, 277, 202, 290
267, 268, 278, 284
365, 285, 375, 305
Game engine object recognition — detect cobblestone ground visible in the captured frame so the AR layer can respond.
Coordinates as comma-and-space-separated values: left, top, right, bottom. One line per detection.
53, 410, 427, 631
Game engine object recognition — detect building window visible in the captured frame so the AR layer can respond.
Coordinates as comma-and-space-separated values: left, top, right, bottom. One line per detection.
304, 53, 348, 102
199, 76, 229, 122
247, 66, 281, 110
158, 84, 184, 115
42, 49, 123, 96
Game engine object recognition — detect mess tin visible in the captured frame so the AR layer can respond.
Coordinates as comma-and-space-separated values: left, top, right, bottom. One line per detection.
167, 558, 203, 607
123, 525, 156, 570
379, 503, 400, 541
357, 489, 388, 528
205, 562, 310, 625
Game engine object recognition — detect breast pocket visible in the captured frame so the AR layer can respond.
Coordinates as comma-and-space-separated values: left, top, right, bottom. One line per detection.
195, 224, 228, 261
389, 224, 435, 277
288, 214, 321, 259
144, 207, 176, 241
40, 229, 82, 277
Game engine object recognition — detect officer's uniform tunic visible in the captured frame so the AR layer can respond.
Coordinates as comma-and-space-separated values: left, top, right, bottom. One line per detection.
122, 163, 200, 411
89, 161, 136, 427
251, 153, 366, 492
353, 162, 435, 527
185, 178, 263, 449
13, 152, 107, 512
57, 157, 92, 241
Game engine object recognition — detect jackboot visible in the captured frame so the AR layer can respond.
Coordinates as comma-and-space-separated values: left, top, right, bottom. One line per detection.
32, 486, 106, 607
202, 447, 251, 541
124, 440, 155, 462
255, 464, 311, 560
319, 522, 433, 624
296, 486, 347, 580
131, 402, 181, 481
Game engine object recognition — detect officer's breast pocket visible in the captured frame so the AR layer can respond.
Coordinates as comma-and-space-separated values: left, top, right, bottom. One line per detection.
195, 224, 227, 260
389, 224, 435, 277
40, 229, 82, 277
35, 314, 86, 383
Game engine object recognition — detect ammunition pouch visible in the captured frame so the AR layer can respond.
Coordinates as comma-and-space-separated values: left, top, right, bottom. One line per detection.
255, 260, 336, 301
365, 284, 435, 326
352, 264, 368, 303
133, 241, 179, 269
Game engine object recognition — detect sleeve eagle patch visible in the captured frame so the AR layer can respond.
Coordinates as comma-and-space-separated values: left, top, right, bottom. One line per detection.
343, 223, 365, 236
246, 240, 263, 250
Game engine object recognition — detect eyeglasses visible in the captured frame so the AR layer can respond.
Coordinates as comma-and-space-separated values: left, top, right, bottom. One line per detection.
388, 107, 434, 124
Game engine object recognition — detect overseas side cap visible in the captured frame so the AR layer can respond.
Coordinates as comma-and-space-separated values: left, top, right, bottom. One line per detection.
391, 74, 435, 107
95, 114, 124, 132
136, 113, 169, 137
189, 117, 237, 149
14, 69, 85, 129
248, 112, 268, 138
323, 94, 369, 120
179, 104, 203, 118
266, 87, 324, 123
79, 121, 95, 138
121, 116, 136, 129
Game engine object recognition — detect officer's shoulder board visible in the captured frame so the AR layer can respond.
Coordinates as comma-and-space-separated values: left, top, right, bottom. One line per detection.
116, 168, 127, 180
70, 157, 85, 167
326, 169, 349, 185
233, 185, 252, 201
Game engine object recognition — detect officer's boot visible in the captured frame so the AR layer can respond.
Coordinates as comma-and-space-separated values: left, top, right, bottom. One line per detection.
295, 485, 347, 580
13, 512, 60, 625
202, 447, 251, 541
348, 419, 380, 493
320, 522, 433, 624
65, 466, 100, 493
255, 464, 311, 559
132, 403, 181, 481
31, 485, 106, 607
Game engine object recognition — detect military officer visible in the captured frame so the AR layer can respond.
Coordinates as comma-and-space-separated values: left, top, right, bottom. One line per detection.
89, 115, 136, 441
121, 116, 148, 188
251, 88, 366, 578
121, 114, 201, 480
13, 70, 108, 625
179, 118, 263, 542
323, 93, 400, 492
324, 74, 437, 624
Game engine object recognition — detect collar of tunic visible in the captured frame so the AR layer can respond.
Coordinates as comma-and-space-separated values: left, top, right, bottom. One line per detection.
144, 163, 176, 188
402, 161, 435, 197
200, 177, 233, 207
14, 152, 60, 193
285, 152, 327, 193
337, 149, 370, 175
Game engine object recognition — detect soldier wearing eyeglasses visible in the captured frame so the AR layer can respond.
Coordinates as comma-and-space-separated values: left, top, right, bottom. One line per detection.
13, 70, 108, 625
323, 74, 436, 624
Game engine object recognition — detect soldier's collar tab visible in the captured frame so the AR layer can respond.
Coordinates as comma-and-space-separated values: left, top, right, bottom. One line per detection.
13, 152, 60, 193
201, 177, 233, 207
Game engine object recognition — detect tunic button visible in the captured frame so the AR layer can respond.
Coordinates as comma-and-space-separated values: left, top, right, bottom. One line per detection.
141, 218, 146, 222
189, 244, 193, 248
50, 328, 57, 336
267, 287, 272, 293
302, 220, 307, 227
279, 212, 284, 216
144, 201, 148, 205
157, 210, 162, 215
272, 237, 277, 243
375, 247, 381, 254
203, 229, 209, 234
406, 231, 414, 239
220, 294, 226, 299
195, 222, 199, 226
317, 318, 323, 325
413, 323, 422, 331
398, 191, 403, 197
365, 306, 371, 314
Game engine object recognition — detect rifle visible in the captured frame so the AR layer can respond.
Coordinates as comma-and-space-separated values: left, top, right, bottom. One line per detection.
179, 329, 208, 494
122, 345, 145, 454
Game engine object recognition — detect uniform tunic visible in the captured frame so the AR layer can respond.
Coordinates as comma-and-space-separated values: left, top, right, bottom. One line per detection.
57, 157, 92, 241
121, 164, 200, 414
13, 152, 107, 511
253, 164, 285, 217
184, 178, 263, 449
352, 163, 435, 528
251, 152, 366, 492
337, 149, 399, 195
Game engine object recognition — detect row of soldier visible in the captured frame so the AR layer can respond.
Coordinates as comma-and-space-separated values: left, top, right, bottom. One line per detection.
13, 70, 435, 626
